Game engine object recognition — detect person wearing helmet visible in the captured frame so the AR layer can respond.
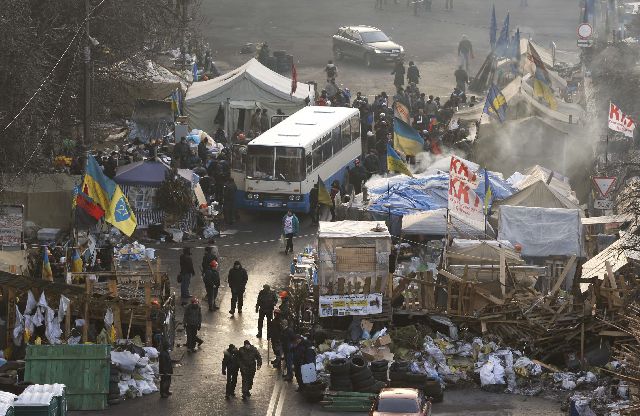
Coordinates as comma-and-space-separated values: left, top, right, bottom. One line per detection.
255, 284, 278, 338
203, 260, 220, 311
183, 297, 203, 352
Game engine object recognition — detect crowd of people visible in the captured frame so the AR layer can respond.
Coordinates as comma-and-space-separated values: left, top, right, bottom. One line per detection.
170, 244, 316, 400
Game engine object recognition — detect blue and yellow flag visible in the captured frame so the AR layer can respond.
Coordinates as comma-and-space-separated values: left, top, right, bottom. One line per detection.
71, 248, 83, 273
484, 170, 493, 216
317, 176, 333, 206
483, 84, 507, 123
42, 248, 53, 280
387, 143, 413, 177
82, 155, 137, 236
393, 117, 424, 157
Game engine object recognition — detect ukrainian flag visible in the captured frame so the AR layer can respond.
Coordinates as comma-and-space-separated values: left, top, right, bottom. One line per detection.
387, 144, 413, 177
42, 248, 53, 280
317, 175, 332, 206
484, 170, 493, 216
393, 117, 424, 157
483, 84, 507, 123
83, 155, 137, 236
71, 248, 83, 273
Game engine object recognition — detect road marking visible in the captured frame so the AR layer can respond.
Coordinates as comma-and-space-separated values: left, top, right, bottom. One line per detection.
266, 380, 283, 416
274, 383, 286, 416
164, 233, 315, 250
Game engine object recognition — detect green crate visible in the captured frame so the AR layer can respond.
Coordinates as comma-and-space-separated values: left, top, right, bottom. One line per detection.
24, 345, 110, 411
14, 397, 58, 416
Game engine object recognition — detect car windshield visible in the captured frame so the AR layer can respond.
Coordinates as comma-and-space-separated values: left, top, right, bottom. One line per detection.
376, 398, 419, 413
361, 30, 389, 43
246, 145, 304, 181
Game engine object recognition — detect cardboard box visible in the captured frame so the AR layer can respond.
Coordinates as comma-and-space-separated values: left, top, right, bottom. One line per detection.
375, 334, 392, 347
361, 319, 373, 333
361, 345, 394, 362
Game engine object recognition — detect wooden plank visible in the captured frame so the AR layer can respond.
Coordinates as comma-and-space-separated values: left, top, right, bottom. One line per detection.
438, 269, 463, 282
499, 248, 506, 297
598, 330, 631, 337
363, 277, 371, 294
65, 300, 72, 339
546, 255, 577, 304
144, 281, 152, 346
474, 287, 505, 306
337, 278, 345, 295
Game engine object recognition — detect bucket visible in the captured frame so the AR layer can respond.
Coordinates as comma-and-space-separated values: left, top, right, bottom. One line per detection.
145, 248, 155, 260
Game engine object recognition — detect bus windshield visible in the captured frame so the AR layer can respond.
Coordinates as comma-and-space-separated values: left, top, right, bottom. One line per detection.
246, 146, 305, 182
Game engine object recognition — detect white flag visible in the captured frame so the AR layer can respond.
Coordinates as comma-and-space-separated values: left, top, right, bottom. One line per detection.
448, 156, 485, 231
608, 102, 636, 138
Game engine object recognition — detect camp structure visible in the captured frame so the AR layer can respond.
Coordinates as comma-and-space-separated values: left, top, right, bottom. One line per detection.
184, 58, 314, 135
114, 160, 203, 230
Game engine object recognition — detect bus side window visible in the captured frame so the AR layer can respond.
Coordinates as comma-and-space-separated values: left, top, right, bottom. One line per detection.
312, 141, 322, 169
306, 152, 313, 174
321, 133, 333, 163
341, 121, 351, 148
333, 127, 343, 153
350, 116, 360, 142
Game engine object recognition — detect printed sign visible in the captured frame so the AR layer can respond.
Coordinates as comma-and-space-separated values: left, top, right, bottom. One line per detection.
448, 156, 485, 230
319, 293, 383, 317
608, 102, 636, 138
592, 176, 617, 198
0, 205, 23, 247
594, 199, 614, 210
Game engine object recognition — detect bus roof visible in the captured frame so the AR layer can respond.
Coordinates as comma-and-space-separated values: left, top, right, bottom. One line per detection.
248, 106, 360, 148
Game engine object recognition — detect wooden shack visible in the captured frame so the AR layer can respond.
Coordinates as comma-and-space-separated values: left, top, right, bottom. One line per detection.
317, 221, 391, 296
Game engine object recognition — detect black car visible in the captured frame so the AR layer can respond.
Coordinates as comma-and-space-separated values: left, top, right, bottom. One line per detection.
332, 25, 405, 67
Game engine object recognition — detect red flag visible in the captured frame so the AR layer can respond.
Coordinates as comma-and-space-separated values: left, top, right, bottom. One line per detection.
290, 62, 297, 96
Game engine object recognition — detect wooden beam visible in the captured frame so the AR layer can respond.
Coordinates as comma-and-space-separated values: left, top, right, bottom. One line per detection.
499, 248, 506, 297
145, 281, 152, 346
438, 269, 463, 282
546, 255, 577, 305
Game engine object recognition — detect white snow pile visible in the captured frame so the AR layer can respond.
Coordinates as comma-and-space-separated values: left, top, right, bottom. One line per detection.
111, 349, 159, 398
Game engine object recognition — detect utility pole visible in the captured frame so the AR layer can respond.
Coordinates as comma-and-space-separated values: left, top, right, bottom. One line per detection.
83, 0, 91, 147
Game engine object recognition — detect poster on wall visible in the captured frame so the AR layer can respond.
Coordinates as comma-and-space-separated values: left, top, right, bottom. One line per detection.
0, 205, 23, 247
319, 293, 383, 317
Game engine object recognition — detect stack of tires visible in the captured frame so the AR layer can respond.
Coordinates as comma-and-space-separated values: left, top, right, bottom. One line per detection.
108, 364, 120, 405
388, 361, 443, 402
300, 380, 327, 403
350, 356, 386, 394
370, 360, 389, 382
327, 358, 352, 392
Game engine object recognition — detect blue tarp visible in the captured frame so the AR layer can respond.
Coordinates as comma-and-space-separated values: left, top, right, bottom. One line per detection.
115, 161, 170, 186
367, 171, 515, 217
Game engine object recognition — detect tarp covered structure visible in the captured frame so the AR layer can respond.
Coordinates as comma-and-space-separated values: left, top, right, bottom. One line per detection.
114, 160, 194, 187
185, 58, 313, 135
493, 180, 579, 210
401, 208, 494, 238
0, 174, 79, 229
498, 205, 582, 258
128, 99, 174, 143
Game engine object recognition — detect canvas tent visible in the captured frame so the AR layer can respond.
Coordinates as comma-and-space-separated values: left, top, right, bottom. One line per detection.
493, 180, 579, 210
401, 208, 494, 238
0, 174, 79, 230
185, 58, 313, 135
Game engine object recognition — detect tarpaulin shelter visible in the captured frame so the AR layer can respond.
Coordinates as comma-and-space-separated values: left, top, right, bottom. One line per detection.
401, 208, 494, 238
0, 174, 80, 230
185, 58, 314, 135
114, 161, 200, 229
493, 180, 579, 210
127, 99, 174, 143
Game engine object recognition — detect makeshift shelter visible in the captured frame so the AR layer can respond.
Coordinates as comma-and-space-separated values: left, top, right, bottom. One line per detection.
493, 180, 579, 210
127, 99, 174, 143
580, 231, 640, 287
184, 58, 314, 135
401, 208, 493, 239
0, 174, 80, 230
114, 161, 201, 229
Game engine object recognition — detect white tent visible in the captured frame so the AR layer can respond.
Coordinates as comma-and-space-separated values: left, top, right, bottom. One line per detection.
184, 58, 313, 134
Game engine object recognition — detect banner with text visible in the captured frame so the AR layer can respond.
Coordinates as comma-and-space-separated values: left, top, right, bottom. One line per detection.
608, 102, 636, 138
448, 156, 485, 230
319, 293, 383, 317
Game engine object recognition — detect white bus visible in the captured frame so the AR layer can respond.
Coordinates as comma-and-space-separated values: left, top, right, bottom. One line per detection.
232, 106, 361, 213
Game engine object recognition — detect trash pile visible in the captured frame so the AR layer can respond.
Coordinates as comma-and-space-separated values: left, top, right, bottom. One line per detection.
110, 346, 159, 399
116, 242, 155, 262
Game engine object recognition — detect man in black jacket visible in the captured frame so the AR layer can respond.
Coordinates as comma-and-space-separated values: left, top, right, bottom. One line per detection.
183, 297, 203, 352
203, 260, 220, 311
309, 184, 319, 225
268, 309, 283, 368
222, 344, 240, 399
255, 284, 277, 338
228, 260, 248, 315
238, 340, 262, 399
159, 341, 173, 398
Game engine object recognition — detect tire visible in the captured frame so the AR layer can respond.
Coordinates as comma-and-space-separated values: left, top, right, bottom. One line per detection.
351, 368, 374, 384
353, 376, 377, 390
327, 358, 350, 376
389, 371, 408, 381
404, 373, 428, 384
390, 361, 410, 372
349, 356, 367, 372
372, 371, 388, 382
370, 360, 389, 370
364, 53, 374, 68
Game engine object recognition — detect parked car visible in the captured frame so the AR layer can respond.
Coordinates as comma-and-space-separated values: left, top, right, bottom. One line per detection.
369, 388, 432, 416
332, 25, 405, 67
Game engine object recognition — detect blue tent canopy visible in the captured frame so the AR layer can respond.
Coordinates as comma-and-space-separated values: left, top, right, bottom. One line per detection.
114, 161, 195, 187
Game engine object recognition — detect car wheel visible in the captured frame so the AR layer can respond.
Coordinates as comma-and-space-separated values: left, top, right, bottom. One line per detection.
333, 47, 344, 61
364, 53, 374, 68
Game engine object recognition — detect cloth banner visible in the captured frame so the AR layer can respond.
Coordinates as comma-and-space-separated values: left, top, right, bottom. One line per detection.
608, 102, 636, 138
448, 156, 485, 231
319, 293, 383, 317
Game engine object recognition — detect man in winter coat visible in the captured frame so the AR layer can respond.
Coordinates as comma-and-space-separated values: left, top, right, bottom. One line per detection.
179, 247, 195, 305
407, 61, 420, 84
282, 210, 300, 255
268, 309, 283, 367
292, 335, 316, 391
197, 137, 209, 165
183, 297, 203, 352
281, 319, 295, 381
238, 340, 262, 399
203, 260, 220, 311
228, 260, 248, 315
255, 284, 277, 338
222, 344, 240, 399
159, 340, 173, 398
201, 245, 218, 273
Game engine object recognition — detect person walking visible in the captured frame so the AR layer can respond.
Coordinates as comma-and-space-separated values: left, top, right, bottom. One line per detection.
228, 260, 248, 315
183, 297, 203, 352
268, 309, 283, 368
238, 340, 262, 400
407, 61, 420, 85
325, 60, 338, 81
179, 248, 195, 305
391, 60, 405, 90
222, 344, 240, 399
203, 260, 220, 311
256, 284, 277, 338
159, 340, 173, 398
458, 35, 474, 73
329, 180, 341, 221
454, 65, 469, 93
281, 319, 295, 381
282, 210, 300, 255
309, 183, 319, 225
